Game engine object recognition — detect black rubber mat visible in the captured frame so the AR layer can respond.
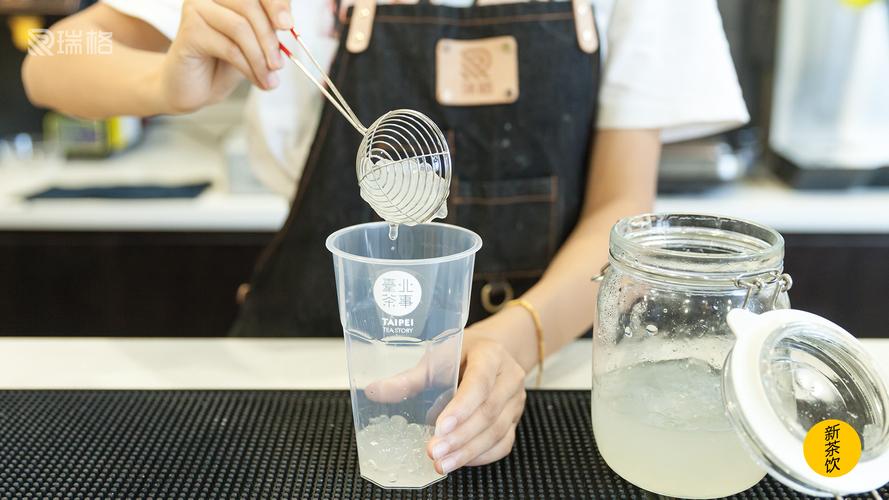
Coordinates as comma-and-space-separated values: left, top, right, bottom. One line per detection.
0, 390, 886, 499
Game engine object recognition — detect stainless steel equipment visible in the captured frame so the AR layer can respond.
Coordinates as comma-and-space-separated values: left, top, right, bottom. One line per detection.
770, 0, 889, 188
279, 28, 451, 229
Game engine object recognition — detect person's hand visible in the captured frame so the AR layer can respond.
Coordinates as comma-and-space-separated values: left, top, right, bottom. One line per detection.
159, 0, 292, 113
426, 330, 527, 474
361, 313, 532, 474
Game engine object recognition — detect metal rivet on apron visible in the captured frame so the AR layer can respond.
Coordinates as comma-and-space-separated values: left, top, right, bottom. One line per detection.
481, 280, 515, 314
355, 32, 366, 42
360, 7, 370, 17
576, 3, 588, 15
582, 30, 593, 41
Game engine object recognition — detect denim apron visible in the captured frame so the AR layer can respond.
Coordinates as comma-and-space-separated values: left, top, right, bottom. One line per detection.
230, 1, 601, 336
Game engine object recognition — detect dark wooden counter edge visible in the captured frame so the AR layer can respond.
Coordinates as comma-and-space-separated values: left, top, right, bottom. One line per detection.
1, 231, 887, 338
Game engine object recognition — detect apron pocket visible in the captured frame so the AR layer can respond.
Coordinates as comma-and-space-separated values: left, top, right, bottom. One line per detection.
449, 175, 558, 279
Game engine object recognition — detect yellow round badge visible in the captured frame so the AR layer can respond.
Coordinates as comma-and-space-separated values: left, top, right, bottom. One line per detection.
803, 419, 862, 478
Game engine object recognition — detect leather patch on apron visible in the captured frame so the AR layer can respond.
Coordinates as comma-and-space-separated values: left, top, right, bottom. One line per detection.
435, 36, 519, 107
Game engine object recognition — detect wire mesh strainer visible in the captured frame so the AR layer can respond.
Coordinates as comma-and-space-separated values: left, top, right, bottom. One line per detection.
279, 29, 451, 230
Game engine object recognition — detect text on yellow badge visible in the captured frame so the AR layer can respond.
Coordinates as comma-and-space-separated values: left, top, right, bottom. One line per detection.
803, 419, 862, 478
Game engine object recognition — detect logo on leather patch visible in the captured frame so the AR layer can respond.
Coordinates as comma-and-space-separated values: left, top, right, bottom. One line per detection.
436, 36, 519, 106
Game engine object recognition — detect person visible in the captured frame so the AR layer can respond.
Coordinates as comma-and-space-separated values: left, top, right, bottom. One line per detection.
22, 0, 748, 476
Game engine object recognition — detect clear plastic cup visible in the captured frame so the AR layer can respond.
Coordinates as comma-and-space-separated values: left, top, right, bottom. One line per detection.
326, 222, 482, 489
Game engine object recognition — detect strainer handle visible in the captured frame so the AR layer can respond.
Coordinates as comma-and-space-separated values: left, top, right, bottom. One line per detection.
279, 29, 367, 135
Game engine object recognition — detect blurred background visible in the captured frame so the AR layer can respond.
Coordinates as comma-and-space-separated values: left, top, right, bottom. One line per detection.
1, 0, 887, 338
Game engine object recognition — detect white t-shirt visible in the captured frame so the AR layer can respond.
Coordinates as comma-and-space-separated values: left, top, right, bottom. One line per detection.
103, 0, 750, 197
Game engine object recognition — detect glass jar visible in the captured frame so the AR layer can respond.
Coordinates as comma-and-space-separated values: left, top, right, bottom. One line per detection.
592, 214, 793, 498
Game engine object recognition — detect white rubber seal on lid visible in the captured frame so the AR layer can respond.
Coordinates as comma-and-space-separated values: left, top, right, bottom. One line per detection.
724, 309, 889, 497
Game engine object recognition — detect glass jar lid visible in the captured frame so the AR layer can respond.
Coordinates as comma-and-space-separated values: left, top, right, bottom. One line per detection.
724, 309, 889, 497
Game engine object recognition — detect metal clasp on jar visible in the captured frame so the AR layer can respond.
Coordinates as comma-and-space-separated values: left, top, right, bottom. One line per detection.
591, 263, 610, 282
733, 269, 794, 309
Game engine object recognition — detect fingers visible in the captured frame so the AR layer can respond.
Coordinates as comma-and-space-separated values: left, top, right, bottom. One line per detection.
424, 341, 527, 474
260, 0, 293, 30
364, 360, 428, 403
466, 424, 517, 466
215, 0, 283, 70
424, 390, 452, 426
197, 27, 265, 89
434, 395, 524, 473
427, 361, 522, 460
433, 345, 502, 433
192, 0, 277, 89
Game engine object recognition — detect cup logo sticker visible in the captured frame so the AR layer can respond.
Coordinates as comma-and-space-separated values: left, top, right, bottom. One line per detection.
373, 270, 422, 317
803, 419, 861, 477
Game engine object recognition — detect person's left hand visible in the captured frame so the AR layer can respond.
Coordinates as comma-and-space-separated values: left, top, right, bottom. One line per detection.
425, 327, 528, 474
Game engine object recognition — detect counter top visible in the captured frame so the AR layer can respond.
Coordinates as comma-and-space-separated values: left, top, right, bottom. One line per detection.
2, 107, 888, 233
4, 175, 889, 234
0, 106, 291, 233
656, 178, 889, 234
0, 337, 886, 390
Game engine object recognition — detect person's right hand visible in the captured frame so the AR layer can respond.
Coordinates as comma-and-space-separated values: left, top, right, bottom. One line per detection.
159, 0, 293, 114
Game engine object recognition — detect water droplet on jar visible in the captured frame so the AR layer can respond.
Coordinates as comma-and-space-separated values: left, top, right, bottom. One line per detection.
645, 325, 658, 336
623, 327, 633, 337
